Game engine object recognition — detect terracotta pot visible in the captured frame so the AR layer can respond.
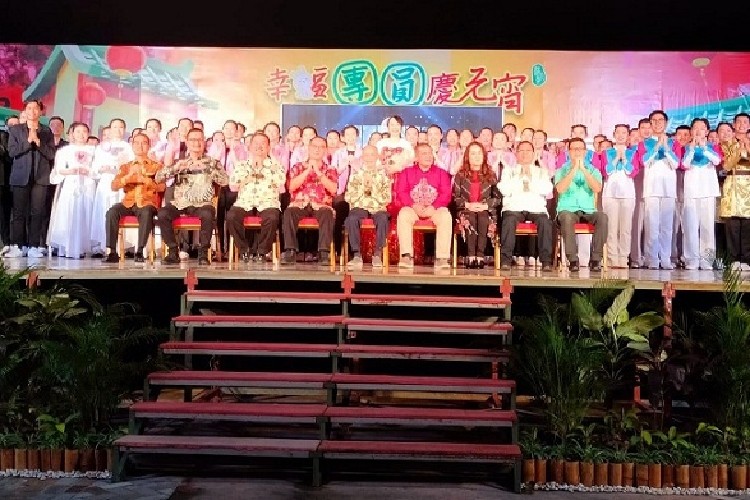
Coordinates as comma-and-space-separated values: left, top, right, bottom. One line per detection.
523, 459, 535, 483
648, 463, 662, 488
95, 449, 108, 472
79, 448, 95, 472
662, 464, 675, 487
609, 462, 623, 486
705, 464, 718, 489
731, 464, 747, 490
14, 448, 27, 470
635, 463, 649, 487
106, 448, 115, 472
50, 449, 63, 472
551, 459, 564, 484
64, 449, 78, 473
594, 462, 608, 486
622, 462, 635, 487
534, 458, 547, 484
26, 448, 40, 470
718, 463, 728, 489
675, 464, 690, 488
40, 449, 51, 471
0, 449, 14, 470
580, 461, 594, 486
690, 465, 704, 488
564, 461, 580, 485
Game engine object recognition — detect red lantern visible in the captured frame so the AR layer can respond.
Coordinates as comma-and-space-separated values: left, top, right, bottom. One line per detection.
105, 46, 147, 79
77, 82, 106, 108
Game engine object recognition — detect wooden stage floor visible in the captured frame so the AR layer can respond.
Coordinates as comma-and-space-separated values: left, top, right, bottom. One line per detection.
6, 256, 741, 292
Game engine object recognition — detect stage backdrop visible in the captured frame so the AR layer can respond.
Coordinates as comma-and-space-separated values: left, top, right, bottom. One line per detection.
0, 44, 748, 139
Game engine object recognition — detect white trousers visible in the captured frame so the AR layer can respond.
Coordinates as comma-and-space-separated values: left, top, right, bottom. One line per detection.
644, 196, 675, 268
603, 197, 635, 268
682, 197, 716, 269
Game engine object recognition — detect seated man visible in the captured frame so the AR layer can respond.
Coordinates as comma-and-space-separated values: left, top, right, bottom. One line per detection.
554, 137, 608, 272
104, 133, 165, 263
281, 136, 338, 265
497, 140, 554, 272
226, 133, 284, 263
156, 128, 228, 265
396, 142, 453, 269
344, 145, 392, 269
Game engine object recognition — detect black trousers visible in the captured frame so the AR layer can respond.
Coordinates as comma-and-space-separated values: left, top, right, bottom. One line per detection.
460, 210, 491, 257
158, 204, 215, 250
501, 211, 553, 264
226, 207, 280, 255
216, 186, 237, 255
725, 217, 750, 264
11, 183, 47, 248
557, 210, 608, 263
345, 208, 389, 253
282, 205, 334, 252
105, 203, 157, 252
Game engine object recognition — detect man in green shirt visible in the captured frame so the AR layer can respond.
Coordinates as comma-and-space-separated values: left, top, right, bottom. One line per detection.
554, 137, 608, 272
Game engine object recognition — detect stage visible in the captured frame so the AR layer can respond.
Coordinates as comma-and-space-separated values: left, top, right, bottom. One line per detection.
8, 256, 740, 292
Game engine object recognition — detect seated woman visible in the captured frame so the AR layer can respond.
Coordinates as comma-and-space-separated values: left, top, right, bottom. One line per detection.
453, 141, 499, 269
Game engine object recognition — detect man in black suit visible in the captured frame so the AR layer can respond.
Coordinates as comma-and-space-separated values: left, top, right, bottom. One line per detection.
6, 100, 56, 258
0, 125, 11, 251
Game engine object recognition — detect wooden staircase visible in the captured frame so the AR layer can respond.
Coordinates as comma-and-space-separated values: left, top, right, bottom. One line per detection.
114, 272, 521, 491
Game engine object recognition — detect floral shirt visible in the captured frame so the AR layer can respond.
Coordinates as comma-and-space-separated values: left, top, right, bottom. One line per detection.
345, 166, 392, 213
112, 158, 165, 208
230, 156, 285, 212
288, 161, 338, 208
156, 156, 228, 210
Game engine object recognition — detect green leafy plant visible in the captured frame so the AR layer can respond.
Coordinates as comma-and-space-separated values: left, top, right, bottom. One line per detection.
0, 429, 25, 449
571, 283, 661, 398
36, 413, 77, 449
513, 296, 606, 449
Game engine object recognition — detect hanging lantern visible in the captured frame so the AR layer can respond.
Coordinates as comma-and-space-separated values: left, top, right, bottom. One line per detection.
105, 46, 147, 79
77, 82, 106, 108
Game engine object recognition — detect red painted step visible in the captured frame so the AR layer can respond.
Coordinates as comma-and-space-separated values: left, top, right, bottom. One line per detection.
329, 373, 515, 393
132, 401, 326, 422
343, 318, 512, 334
319, 440, 521, 460
161, 341, 336, 357
116, 435, 319, 456
335, 344, 508, 362
148, 371, 332, 388
324, 406, 516, 427
172, 315, 345, 328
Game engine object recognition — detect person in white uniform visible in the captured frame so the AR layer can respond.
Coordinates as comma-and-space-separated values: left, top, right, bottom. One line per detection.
681, 118, 722, 270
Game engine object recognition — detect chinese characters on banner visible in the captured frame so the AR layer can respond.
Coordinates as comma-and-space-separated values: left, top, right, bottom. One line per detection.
265, 60, 530, 115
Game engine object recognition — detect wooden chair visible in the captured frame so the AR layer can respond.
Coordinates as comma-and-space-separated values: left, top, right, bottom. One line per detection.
298, 216, 336, 268
342, 218, 390, 269
452, 223, 501, 270
227, 216, 281, 264
161, 189, 221, 263
413, 219, 456, 268
118, 216, 156, 263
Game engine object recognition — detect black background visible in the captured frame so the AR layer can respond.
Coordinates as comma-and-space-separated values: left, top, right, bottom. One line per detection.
6, 1, 747, 51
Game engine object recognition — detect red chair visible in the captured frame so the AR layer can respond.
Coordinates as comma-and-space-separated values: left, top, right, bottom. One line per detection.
342, 218, 390, 269
227, 216, 281, 264
556, 223, 608, 269
117, 216, 156, 263
298, 216, 336, 268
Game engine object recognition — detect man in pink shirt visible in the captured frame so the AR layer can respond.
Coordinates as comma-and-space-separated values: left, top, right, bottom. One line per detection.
281, 136, 338, 265
396, 143, 453, 269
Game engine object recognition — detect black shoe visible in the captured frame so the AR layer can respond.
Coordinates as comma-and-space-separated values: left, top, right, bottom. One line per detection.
318, 251, 330, 266
589, 261, 601, 272
91, 252, 104, 259
542, 263, 553, 272
569, 261, 580, 272
466, 260, 476, 269
124, 250, 135, 259
281, 250, 296, 265
478, 259, 485, 269
239, 250, 251, 263
188, 247, 199, 259
104, 252, 119, 263
134, 253, 145, 263
163, 248, 180, 264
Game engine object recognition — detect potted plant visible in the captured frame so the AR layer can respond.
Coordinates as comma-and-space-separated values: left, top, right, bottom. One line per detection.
519, 428, 541, 484
694, 445, 723, 489
549, 443, 565, 484
571, 424, 601, 487
694, 422, 734, 489
606, 448, 628, 487
37, 414, 73, 472
25, 433, 40, 471
0, 430, 23, 470
564, 441, 581, 486
653, 425, 692, 489
73, 431, 95, 473
730, 454, 747, 490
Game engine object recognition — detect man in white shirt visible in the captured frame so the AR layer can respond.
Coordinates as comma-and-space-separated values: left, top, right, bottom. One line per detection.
497, 141, 554, 272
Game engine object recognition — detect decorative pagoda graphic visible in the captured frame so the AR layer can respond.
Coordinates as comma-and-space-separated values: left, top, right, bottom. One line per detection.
22, 45, 217, 134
